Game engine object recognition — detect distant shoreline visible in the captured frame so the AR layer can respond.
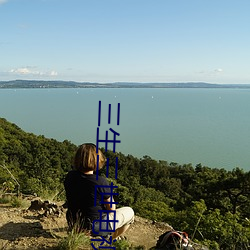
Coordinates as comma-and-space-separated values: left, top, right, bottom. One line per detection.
1, 80, 250, 89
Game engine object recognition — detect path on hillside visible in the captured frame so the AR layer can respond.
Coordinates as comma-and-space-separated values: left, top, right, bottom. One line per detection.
0, 202, 173, 250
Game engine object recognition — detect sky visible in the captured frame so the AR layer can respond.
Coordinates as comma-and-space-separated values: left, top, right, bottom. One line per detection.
1, 0, 250, 84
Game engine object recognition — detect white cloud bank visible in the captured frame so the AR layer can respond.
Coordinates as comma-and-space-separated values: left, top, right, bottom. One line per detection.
50, 70, 58, 76
198, 68, 224, 75
9, 67, 58, 77
214, 68, 223, 73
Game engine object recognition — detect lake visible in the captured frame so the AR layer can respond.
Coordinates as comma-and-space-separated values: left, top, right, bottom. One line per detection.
0, 88, 250, 171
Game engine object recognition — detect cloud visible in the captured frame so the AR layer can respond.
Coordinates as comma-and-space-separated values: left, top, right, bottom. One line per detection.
214, 68, 223, 73
198, 68, 224, 75
9, 67, 58, 77
50, 70, 58, 76
10, 68, 32, 75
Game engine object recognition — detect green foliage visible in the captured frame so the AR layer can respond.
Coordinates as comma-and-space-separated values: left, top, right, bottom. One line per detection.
112, 239, 131, 250
134, 201, 173, 222
0, 118, 76, 195
113, 240, 146, 250
166, 199, 250, 249
1, 117, 250, 247
200, 210, 250, 249
1, 180, 15, 192
201, 240, 220, 250
57, 231, 91, 250
0, 195, 12, 204
106, 178, 134, 207
10, 196, 29, 208
133, 184, 171, 205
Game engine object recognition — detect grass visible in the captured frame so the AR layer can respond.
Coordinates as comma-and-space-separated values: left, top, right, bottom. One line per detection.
55, 221, 146, 250
56, 229, 91, 250
113, 240, 146, 250
57, 234, 146, 250
10, 196, 30, 208
0, 194, 29, 208
39, 188, 65, 203
56, 217, 92, 250
0, 196, 11, 204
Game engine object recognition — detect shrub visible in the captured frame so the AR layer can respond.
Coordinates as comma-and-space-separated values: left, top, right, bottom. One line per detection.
57, 230, 91, 250
133, 201, 173, 222
10, 196, 29, 208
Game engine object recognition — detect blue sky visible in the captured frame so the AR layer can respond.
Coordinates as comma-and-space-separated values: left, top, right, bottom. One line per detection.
1, 0, 250, 84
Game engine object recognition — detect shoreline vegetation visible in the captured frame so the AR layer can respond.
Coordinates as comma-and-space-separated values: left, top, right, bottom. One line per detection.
1, 80, 250, 89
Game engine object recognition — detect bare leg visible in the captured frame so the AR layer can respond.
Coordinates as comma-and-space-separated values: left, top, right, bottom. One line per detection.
110, 207, 134, 239
112, 224, 131, 239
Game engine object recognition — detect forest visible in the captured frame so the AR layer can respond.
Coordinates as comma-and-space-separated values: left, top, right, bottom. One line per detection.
0, 117, 249, 249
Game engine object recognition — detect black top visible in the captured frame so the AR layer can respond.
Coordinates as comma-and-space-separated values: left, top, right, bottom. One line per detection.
64, 170, 111, 219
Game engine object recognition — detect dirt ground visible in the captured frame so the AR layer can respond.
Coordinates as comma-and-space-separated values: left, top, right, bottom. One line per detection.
0, 200, 173, 250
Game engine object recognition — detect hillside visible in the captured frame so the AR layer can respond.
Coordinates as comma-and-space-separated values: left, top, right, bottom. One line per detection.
1, 198, 207, 250
0, 203, 167, 249
0, 117, 250, 249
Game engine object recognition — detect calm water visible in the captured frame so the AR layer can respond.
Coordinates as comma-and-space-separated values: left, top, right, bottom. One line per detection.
0, 88, 250, 171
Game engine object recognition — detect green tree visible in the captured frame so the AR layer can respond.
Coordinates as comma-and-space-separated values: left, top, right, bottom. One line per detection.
133, 200, 173, 222
220, 168, 250, 216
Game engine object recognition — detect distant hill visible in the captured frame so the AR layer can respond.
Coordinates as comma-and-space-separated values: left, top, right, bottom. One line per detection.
1, 80, 250, 88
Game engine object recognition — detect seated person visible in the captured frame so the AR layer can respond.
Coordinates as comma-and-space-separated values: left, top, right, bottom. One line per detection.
64, 143, 134, 239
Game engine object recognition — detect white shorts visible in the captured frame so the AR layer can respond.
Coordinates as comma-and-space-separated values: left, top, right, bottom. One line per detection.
109, 206, 134, 230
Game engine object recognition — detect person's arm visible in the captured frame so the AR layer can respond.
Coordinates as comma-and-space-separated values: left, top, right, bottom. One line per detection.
104, 196, 116, 210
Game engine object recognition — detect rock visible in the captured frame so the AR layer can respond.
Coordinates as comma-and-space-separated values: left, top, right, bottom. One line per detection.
28, 199, 44, 210
28, 199, 63, 217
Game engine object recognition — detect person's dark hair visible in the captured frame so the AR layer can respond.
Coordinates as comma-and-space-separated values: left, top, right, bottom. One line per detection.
73, 143, 106, 172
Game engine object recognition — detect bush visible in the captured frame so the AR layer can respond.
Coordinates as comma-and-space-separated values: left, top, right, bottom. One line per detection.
113, 240, 146, 250
0, 195, 12, 204
10, 196, 29, 208
133, 201, 173, 222
57, 230, 91, 250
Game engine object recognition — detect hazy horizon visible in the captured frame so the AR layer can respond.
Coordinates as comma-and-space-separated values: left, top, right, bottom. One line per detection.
1, 79, 250, 86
